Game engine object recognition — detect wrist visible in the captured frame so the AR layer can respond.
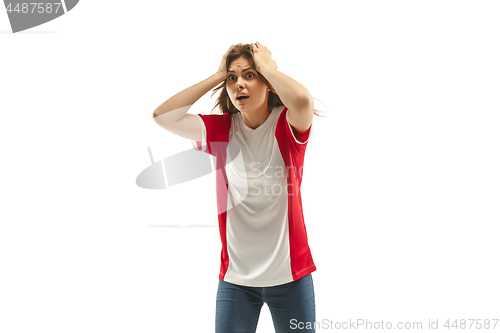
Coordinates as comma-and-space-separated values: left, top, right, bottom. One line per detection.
257, 64, 275, 76
214, 71, 226, 81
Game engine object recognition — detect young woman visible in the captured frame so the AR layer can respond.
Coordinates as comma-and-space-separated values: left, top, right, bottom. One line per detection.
153, 42, 322, 333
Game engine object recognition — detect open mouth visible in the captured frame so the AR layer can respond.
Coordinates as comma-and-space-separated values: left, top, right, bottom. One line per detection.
236, 95, 249, 102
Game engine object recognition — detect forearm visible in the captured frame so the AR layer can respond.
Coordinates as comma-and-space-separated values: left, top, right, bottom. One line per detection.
258, 65, 313, 109
152, 72, 226, 121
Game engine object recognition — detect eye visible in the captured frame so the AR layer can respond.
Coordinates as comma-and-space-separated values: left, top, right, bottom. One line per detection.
227, 72, 254, 81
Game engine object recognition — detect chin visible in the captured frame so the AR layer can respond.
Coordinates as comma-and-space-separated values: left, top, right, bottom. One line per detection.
237, 107, 253, 113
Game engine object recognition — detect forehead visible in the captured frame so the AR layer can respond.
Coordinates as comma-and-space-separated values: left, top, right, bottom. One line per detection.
228, 56, 253, 71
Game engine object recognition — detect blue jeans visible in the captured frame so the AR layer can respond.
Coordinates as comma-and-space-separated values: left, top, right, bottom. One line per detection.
215, 274, 316, 333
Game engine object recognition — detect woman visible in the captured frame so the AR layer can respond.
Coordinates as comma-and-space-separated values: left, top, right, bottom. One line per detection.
153, 42, 322, 333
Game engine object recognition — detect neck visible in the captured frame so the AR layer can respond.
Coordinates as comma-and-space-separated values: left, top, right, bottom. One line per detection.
240, 104, 272, 130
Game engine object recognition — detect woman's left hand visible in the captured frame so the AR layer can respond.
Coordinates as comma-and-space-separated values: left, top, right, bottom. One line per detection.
251, 42, 278, 72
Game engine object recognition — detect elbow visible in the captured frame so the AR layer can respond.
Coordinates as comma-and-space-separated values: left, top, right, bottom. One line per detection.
296, 94, 314, 110
152, 109, 163, 120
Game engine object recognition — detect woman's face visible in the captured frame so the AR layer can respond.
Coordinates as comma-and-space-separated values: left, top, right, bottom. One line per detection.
226, 56, 270, 113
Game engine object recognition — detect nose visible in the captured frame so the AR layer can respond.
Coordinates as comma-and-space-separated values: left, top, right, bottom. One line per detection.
235, 77, 245, 90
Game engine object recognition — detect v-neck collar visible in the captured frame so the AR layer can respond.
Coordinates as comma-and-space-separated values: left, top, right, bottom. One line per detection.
239, 106, 280, 136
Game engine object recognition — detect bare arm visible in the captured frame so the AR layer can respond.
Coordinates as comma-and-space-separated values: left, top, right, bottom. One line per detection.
259, 65, 314, 133
152, 45, 235, 142
252, 42, 314, 133
152, 72, 226, 141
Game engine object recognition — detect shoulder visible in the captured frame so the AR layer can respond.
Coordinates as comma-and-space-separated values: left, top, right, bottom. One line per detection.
275, 106, 312, 147
199, 111, 232, 125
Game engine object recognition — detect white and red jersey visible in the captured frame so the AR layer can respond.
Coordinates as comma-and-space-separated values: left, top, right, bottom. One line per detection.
191, 105, 316, 287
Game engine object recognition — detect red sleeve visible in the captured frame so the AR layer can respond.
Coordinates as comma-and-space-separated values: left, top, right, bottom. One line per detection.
191, 112, 232, 156
276, 107, 312, 152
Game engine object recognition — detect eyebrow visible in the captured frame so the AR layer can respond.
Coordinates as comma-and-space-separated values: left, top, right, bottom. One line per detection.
227, 67, 254, 73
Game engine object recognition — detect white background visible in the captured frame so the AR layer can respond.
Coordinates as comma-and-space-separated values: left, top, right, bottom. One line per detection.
1, 1, 499, 332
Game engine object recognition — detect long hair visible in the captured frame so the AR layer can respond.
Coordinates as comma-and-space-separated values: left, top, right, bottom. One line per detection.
210, 43, 326, 117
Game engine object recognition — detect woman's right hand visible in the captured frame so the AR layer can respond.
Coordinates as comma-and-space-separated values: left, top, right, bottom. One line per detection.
216, 45, 235, 78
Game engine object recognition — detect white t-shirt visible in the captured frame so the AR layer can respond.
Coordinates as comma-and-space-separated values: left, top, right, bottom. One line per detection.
191, 105, 316, 287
